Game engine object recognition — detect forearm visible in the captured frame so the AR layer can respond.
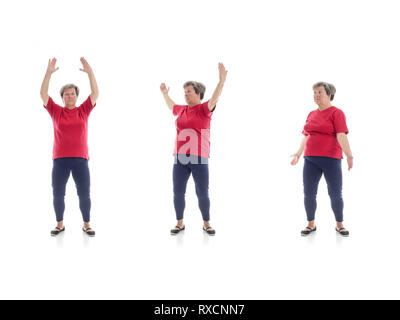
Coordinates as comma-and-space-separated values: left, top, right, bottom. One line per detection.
87, 70, 99, 103
209, 80, 225, 110
295, 136, 307, 156
162, 93, 175, 110
337, 133, 353, 158
40, 70, 52, 103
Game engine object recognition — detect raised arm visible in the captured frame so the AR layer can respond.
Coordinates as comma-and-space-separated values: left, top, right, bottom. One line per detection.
40, 58, 59, 106
160, 83, 176, 111
208, 63, 227, 112
291, 136, 307, 165
79, 57, 99, 105
337, 133, 353, 170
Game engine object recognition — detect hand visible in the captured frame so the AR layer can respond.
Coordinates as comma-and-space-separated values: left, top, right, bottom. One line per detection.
218, 63, 227, 83
291, 154, 300, 165
79, 57, 93, 74
347, 156, 353, 170
160, 83, 170, 94
47, 58, 59, 74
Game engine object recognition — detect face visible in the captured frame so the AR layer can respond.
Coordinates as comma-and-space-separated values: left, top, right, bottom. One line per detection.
184, 85, 200, 105
62, 88, 77, 107
313, 86, 331, 105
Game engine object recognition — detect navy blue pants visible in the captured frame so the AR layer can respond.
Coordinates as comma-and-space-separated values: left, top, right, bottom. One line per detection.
303, 156, 344, 222
173, 155, 210, 222
52, 157, 91, 223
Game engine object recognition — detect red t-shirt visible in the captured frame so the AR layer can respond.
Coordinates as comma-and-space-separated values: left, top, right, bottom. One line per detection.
173, 101, 214, 158
45, 96, 95, 160
302, 106, 348, 159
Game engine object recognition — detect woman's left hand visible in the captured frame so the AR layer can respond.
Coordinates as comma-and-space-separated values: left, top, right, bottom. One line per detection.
347, 156, 353, 170
79, 57, 93, 74
218, 63, 227, 83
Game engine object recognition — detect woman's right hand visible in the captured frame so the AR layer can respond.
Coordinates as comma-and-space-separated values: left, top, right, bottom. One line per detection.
160, 83, 169, 94
47, 58, 59, 74
291, 154, 300, 165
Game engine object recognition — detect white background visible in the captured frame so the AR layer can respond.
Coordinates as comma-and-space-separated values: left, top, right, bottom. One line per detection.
0, 0, 399, 299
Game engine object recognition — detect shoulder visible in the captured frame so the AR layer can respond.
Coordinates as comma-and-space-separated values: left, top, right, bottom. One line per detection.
330, 106, 342, 112
174, 104, 187, 110
173, 104, 187, 115
80, 96, 94, 107
202, 100, 214, 114
46, 96, 62, 110
307, 109, 317, 117
46, 96, 56, 106
330, 106, 346, 116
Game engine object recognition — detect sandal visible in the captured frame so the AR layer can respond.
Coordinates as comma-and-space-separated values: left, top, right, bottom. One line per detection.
51, 226, 65, 236
336, 227, 349, 237
301, 226, 317, 236
82, 227, 95, 237
203, 226, 216, 236
171, 225, 185, 235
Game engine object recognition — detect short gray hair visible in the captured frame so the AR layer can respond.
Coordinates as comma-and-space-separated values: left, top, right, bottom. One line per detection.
183, 81, 206, 100
60, 84, 79, 97
313, 82, 336, 101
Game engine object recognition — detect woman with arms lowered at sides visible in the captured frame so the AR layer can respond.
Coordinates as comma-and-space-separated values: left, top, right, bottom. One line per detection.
40, 57, 99, 237
160, 63, 227, 236
291, 82, 353, 237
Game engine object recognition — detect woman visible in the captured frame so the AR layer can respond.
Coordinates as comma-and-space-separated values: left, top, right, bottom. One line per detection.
160, 63, 227, 236
40, 57, 99, 237
291, 82, 353, 237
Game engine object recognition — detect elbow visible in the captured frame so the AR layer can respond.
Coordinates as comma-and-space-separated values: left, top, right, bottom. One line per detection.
336, 133, 348, 145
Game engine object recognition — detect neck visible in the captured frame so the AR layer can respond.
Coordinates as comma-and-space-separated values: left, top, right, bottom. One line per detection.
317, 102, 332, 111
188, 100, 201, 107
65, 105, 76, 110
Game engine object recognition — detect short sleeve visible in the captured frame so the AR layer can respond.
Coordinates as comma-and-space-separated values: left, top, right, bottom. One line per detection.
302, 111, 312, 136
79, 96, 96, 116
45, 97, 62, 117
202, 101, 213, 118
173, 105, 186, 116
332, 109, 349, 134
